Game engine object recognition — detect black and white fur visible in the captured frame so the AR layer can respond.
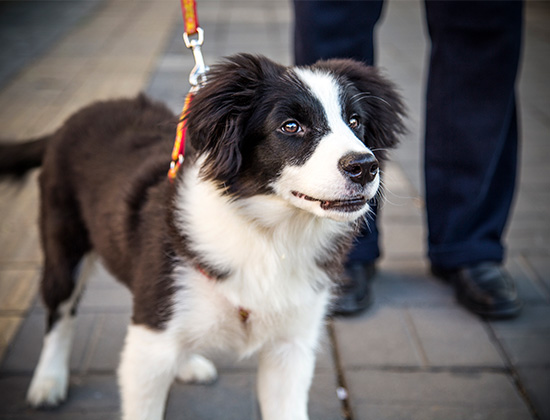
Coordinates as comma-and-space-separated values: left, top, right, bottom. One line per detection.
0, 54, 404, 420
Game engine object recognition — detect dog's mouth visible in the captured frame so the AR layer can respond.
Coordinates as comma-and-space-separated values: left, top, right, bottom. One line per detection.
291, 191, 367, 212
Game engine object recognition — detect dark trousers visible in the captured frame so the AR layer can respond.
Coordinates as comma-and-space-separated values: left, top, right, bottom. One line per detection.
294, 0, 523, 269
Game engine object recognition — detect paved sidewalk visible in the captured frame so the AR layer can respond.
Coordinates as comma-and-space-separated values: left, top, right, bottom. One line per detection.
1, 1, 549, 419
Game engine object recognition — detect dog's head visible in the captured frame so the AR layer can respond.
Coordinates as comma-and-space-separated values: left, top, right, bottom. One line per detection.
185, 54, 405, 222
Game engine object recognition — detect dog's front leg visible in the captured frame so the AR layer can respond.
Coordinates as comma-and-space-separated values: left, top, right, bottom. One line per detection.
118, 324, 179, 420
257, 341, 316, 420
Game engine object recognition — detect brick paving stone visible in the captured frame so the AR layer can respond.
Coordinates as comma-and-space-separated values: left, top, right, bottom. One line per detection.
348, 403, 532, 420
496, 332, 550, 367
505, 257, 550, 304
0, 374, 120, 417
0, 0, 104, 90
0, 413, 119, 420
0, 177, 41, 265
345, 370, 533, 420
516, 367, 550, 420
372, 263, 455, 307
0, 269, 39, 313
306, 371, 344, 420
489, 305, 550, 368
166, 373, 257, 420
333, 306, 424, 369
84, 314, 130, 372
0, 0, 179, 139
525, 255, 550, 294
78, 285, 132, 313
380, 222, 426, 261
2, 311, 46, 373
168, 370, 342, 420
0, 316, 21, 364
2, 310, 97, 374
407, 307, 506, 368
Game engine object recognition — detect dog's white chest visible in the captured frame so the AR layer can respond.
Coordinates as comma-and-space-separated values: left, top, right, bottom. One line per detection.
168, 162, 351, 355
168, 266, 330, 357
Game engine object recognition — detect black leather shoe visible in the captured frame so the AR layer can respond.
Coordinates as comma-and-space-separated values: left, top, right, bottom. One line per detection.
431, 262, 522, 319
331, 262, 376, 316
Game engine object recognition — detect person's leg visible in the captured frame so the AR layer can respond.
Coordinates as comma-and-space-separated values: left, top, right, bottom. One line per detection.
293, 0, 385, 314
294, 0, 384, 67
423, 0, 523, 318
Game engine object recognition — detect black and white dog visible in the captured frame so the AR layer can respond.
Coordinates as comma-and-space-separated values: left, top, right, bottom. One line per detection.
0, 54, 404, 420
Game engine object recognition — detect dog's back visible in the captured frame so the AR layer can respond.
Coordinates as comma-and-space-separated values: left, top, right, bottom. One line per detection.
0, 95, 174, 175
1, 94, 178, 285
39, 94, 176, 196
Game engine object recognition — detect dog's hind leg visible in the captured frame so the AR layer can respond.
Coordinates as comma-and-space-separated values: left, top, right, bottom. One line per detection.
27, 255, 94, 407
27, 191, 92, 407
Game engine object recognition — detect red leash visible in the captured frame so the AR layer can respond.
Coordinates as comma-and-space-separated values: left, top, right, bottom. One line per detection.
180, 0, 199, 36
168, 0, 208, 181
170, 1, 250, 324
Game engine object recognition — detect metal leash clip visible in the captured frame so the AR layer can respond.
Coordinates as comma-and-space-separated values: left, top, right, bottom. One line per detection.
168, 0, 209, 181
183, 27, 209, 88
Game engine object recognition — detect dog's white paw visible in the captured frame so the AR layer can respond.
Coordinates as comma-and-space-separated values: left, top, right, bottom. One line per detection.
27, 370, 69, 407
176, 354, 218, 384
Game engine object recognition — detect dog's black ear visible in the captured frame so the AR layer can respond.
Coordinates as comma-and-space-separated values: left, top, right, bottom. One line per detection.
312, 59, 406, 160
185, 54, 285, 184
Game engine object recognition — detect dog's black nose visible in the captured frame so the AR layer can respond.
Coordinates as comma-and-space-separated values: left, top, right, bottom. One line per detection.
339, 152, 379, 185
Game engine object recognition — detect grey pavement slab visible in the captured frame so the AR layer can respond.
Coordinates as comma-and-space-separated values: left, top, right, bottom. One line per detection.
334, 305, 425, 369
0, 374, 120, 418
406, 307, 505, 368
345, 369, 533, 420
489, 305, 550, 368
167, 370, 342, 420
524, 255, 550, 294
0, 0, 104, 90
517, 367, 550, 420
334, 305, 506, 370
306, 371, 344, 420
372, 264, 455, 307
2, 309, 99, 374
166, 373, 258, 420
505, 257, 550, 304
84, 313, 130, 372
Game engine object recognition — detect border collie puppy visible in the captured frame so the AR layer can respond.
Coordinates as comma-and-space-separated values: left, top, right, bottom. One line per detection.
0, 54, 404, 420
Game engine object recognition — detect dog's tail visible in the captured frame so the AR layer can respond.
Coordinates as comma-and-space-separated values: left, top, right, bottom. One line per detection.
0, 136, 49, 178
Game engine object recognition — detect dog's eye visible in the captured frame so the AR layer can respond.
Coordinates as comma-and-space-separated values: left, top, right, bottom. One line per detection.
348, 115, 361, 129
281, 120, 302, 134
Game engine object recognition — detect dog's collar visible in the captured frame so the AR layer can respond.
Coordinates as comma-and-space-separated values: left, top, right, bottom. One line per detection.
194, 262, 230, 282
166, 209, 232, 280
166, 189, 249, 324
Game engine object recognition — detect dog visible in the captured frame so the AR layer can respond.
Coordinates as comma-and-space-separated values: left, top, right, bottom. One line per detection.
0, 54, 404, 420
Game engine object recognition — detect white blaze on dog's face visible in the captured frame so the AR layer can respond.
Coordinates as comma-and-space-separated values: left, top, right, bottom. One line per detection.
185, 55, 404, 223
271, 68, 380, 222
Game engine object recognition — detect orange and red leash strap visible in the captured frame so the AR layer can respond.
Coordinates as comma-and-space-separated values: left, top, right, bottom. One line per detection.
171, 0, 250, 323
168, 0, 206, 181
168, 91, 194, 180
181, 0, 199, 36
